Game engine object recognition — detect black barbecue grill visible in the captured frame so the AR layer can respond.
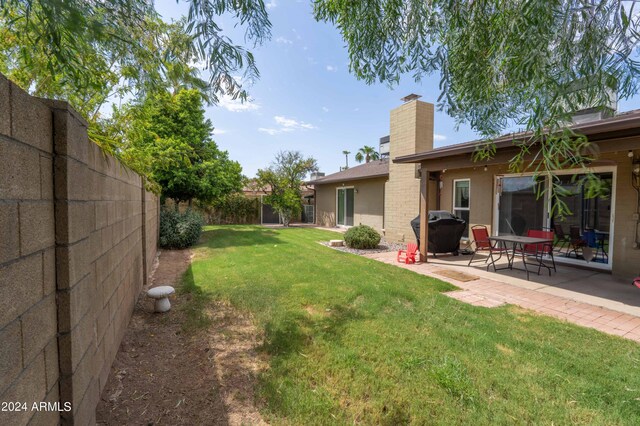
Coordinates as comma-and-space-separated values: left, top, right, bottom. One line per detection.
411, 211, 466, 256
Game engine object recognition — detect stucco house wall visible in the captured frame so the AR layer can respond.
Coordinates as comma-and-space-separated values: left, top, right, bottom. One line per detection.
315, 177, 386, 232
434, 149, 640, 279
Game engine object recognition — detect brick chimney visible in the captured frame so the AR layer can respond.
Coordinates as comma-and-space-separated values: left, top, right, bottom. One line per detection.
383, 98, 434, 242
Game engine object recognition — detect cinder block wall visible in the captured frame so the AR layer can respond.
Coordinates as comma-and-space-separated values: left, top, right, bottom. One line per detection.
0, 74, 59, 426
384, 101, 434, 242
0, 74, 158, 425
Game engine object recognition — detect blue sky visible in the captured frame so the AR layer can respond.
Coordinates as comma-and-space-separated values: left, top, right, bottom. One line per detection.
156, 1, 640, 178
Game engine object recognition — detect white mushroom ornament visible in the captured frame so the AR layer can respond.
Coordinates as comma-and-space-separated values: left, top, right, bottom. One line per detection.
147, 286, 175, 313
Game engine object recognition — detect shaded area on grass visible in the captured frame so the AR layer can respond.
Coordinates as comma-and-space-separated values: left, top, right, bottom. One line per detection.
181, 225, 640, 425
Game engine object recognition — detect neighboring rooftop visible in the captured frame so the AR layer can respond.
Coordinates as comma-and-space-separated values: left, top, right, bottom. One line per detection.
394, 108, 640, 164
308, 159, 389, 185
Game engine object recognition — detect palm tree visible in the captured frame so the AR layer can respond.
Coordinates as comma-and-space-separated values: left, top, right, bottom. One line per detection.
355, 146, 380, 163
342, 150, 351, 169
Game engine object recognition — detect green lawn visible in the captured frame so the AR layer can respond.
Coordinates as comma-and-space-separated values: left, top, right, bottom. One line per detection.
181, 225, 640, 425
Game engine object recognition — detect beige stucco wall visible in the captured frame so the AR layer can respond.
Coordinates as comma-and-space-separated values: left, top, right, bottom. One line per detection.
438, 164, 501, 236
607, 149, 640, 279
315, 177, 386, 232
430, 149, 640, 280
385, 100, 434, 242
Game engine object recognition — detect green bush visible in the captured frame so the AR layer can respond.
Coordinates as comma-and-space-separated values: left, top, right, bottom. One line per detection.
159, 208, 205, 249
200, 193, 260, 224
344, 225, 381, 249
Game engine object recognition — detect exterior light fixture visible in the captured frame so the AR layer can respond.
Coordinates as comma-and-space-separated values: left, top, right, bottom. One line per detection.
629, 150, 635, 158
483, 165, 488, 172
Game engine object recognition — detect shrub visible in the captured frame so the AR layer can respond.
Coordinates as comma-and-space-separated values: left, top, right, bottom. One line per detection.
344, 225, 381, 249
199, 193, 260, 224
159, 208, 205, 249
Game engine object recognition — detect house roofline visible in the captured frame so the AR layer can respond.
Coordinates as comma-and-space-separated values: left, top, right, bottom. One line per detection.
306, 172, 389, 185
393, 109, 640, 164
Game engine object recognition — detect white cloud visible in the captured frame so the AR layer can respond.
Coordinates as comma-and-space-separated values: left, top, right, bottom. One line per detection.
275, 36, 292, 44
326, 65, 337, 72
275, 115, 316, 130
322, 106, 329, 112
259, 116, 317, 136
266, 1, 277, 9
218, 94, 260, 113
258, 128, 283, 136
213, 128, 227, 135
434, 134, 447, 141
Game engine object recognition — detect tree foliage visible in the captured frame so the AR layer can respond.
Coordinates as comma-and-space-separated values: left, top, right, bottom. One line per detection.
111, 88, 243, 204
355, 145, 380, 163
0, 0, 270, 108
315, 0, 640, 215
257, 151, 318, 227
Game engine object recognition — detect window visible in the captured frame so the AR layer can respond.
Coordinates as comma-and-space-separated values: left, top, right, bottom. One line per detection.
453, 179, 470, 238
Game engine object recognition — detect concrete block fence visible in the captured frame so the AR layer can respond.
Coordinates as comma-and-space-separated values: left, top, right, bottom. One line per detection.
0, 73, 159, 425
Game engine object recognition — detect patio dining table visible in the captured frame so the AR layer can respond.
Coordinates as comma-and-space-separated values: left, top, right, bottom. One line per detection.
489, 235, 556, 280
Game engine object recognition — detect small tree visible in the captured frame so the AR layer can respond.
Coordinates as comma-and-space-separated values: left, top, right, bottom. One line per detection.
257, 151, 318, 226
355, 146, 380, 163
116, 89, 243, 206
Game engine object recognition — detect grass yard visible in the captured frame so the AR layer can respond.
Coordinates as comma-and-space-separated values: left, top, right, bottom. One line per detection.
181, 225, 640, 425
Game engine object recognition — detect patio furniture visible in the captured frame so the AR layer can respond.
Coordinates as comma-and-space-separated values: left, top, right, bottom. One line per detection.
147, 285, 175, 313
566, 225, 587, 258
595, 231, 609, 262
514, 229, 556, 275
553, 223, 571, 253
410, 212, 466, 257
397, 243, 418, 264
489, 234, 556, 280
467, 225, 509, 268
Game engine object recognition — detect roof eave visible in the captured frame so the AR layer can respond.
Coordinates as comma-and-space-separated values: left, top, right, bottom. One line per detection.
309, 172, 389, 185
393, 113, 640, 164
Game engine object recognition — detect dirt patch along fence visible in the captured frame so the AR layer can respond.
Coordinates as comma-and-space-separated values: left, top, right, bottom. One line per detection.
0, 73, 159, 425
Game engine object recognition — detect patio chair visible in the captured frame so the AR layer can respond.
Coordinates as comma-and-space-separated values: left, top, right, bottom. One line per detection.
566, 225, 587, 258
595, 231, 609, 262
468, 225, 508, 270
516, 229, 556, 275
398, 243, 419, 264
553, 223, 571, 253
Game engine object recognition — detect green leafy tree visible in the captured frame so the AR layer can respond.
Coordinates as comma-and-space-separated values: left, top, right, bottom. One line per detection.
257, 151, 318, 227
113, 89, 243, 205
314, 0, 640, 215
0, 0, 270, 102
355, 145, 380, 163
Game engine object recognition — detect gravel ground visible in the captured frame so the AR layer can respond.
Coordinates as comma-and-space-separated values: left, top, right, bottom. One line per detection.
319, 239, 407, 255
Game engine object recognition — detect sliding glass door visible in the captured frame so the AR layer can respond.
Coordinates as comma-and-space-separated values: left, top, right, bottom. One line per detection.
551, 172, 612, 265
494, 168, 614, 268
496, 176, 546, 236
337, 188, 354, 226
